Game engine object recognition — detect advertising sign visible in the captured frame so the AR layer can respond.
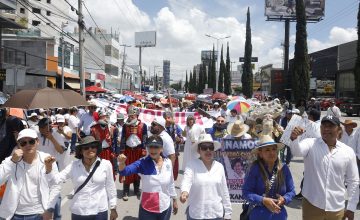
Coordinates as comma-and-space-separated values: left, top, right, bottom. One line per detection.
135, 31, 156, 47
316, 80, 335, 95
201, 50, 218, 61
265, 0, 325, 20
239, 57, 258, 62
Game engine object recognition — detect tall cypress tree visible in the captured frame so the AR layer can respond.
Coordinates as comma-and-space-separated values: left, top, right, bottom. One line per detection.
189, 71, 193, 93
203, 63, 207, 89
193, 68, 197, 93
224, 42, 232, 95
211, 45, 217, 91
208, 57, 213, 90
242, 7, 253, 98
218, 45, 225, 92
185, 71, 188, 92
293, 0, 310, 102
198, 65, 204, 93
354, 2, 360, 99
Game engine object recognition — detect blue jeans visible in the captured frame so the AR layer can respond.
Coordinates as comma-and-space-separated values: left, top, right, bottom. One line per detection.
138, 205, 172, 220
71, 211, 108, 220
12, 214, 43, 220
54, 195, 61, 220
71, 133, 77, 152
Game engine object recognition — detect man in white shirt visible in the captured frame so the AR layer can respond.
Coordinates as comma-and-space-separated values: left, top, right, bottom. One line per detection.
79, 103, 97, 136
0, 129, 60, 220
340, 120, 359, 158
68, 107, 80, 153
28, 113, 39, 128
149, 117, 176, 166
326, 100, 342, 118
212, 102, 221, 118
290, 115, 359, 220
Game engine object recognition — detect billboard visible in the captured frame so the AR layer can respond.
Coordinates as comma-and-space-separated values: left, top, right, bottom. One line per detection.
316, 80, 335, 95
201, 50, 218, 62
135, 31, 156, 47
265, 0, 325, 20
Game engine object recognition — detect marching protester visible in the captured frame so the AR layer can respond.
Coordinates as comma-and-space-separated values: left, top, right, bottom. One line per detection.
182, 115, 205, 171
180, 134, 232, 220
163, 111, 184, 181
28, 113, 39, 128
242, 135, 295, 220
326, 100, 342, 118
118, 135, 178, 220
226, 109, 241, 123
119, 106, 148, 201
290, 115, 359, 220
207, 115, 228, 141
111, 113, 125, 155
149, 117, 176, 166
212, 102, 221, 118
44, 136, 118, 220
0, 129, 61, 220
307, 97, 320, 112
79, 102, 97, 136
339, 120, 359, 158
68, 107, 80, 154
225, 120, 251, 139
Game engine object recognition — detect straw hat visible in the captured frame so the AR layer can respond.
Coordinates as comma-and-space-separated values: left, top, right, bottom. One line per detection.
252, 135, 284, 153
227, 120, 249, 138
192, 133, 221, 151
341, 119, 357, 128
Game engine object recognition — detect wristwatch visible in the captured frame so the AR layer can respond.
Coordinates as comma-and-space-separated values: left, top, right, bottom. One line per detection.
46, 208, 55, 213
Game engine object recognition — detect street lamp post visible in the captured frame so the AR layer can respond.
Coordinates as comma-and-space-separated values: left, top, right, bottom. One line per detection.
205, 34, 231, 92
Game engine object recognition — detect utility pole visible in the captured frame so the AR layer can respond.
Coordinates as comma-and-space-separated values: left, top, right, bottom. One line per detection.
61, 22, 68, 90
153, 65, 159, 90
120, 44, 131, 94
78, 0, 85, 96
139, 47, 142, 93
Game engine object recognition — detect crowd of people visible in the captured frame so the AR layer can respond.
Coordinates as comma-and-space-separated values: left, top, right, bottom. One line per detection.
0, 94, 359, 220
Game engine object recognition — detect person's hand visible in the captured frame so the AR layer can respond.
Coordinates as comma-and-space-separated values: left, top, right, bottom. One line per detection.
290, 126, 305, 141
262, 197, 281, 214
180, 191, 188, 204
117, 154, 127, 164
172, 199, 178, 215
175, 136, 182, 144
110, 209, 118, 220
44, 131, 54, 140
44, 156, 56, 173
342, 210, 354, 220
11, 148, 23, 163
42, 211, 53, 220
276, 194, 285, 206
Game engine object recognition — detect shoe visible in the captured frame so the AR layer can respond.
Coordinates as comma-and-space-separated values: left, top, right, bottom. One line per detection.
122, 193, 129, 201
135, 190, 141, 199
294, 193, 303, 200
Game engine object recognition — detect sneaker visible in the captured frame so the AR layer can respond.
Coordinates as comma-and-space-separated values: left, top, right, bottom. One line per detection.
122, 193, 129, 201
135, 190, 141, 199
294, 193, 303, 200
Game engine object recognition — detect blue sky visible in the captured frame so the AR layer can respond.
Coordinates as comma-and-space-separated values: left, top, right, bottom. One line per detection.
75, 0, 359, 81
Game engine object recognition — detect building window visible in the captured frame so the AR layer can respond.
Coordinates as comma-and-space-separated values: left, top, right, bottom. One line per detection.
46, 11, 51, 16
32, 20, 41, 26
20, 8, 25, 14
32, 8, 41, 14
105, 45, 111, 57
47, 0, 51, 3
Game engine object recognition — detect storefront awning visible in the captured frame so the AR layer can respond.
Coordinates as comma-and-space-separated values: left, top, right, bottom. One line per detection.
65, 82, 80, 90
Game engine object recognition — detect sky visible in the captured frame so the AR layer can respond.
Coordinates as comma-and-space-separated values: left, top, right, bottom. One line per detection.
67, 0, 358, 82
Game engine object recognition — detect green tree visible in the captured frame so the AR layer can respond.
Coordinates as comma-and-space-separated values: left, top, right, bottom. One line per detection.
218, 45, 225, 92
293, 0, 310, 102
189, 71, 194, 93
208, 60, 212, 90
192, 68, 197, 93
354, 2, 360, 99
224, 42, 232, 95
203, 63, 207, 88
198, 65, 204, 93
242, 7, 253, 98
184, 71, 188, 92
209, 45, 217, 90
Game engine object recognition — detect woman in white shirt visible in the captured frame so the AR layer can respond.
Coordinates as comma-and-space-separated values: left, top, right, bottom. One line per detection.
44, 136, 118, 220
117, 135, 178, 220
182, 115, 205, 170
180, 134, 232, 220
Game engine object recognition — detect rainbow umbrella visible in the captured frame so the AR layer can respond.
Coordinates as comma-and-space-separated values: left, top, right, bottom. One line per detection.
227, 100, 251, 113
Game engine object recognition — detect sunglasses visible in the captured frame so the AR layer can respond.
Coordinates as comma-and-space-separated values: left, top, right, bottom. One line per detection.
19, 139, 36, 147
82, 145, 98, 151
199, 143, 215, 151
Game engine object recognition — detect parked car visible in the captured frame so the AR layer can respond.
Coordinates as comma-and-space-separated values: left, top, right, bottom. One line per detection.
340, 98, 360, 116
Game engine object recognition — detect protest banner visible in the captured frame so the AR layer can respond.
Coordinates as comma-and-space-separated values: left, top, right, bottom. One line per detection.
280, 115, 321, 146
216, 138, 258, 203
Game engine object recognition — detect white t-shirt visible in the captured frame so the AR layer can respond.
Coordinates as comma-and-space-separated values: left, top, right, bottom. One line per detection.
158, 130, 175, 157
68, 115, 80, 134
15, 159, 44, 215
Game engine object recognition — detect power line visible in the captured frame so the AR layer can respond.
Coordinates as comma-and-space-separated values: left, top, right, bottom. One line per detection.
30, 0, 77, 22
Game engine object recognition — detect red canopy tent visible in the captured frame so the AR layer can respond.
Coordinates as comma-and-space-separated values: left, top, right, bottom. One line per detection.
85, 86, 107, 93
211, 92, 228, 100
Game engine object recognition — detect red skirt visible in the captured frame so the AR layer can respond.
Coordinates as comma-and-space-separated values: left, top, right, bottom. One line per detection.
99, 148, 116, 180
119, 147, 145, 184
173, 155, 179, 181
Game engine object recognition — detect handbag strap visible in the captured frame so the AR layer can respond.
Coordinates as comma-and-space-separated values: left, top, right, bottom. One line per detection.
74, 160, 101, 195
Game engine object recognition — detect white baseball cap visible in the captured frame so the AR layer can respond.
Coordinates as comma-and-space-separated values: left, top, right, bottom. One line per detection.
30, 112, 38, 118
17, 129, 38, 141
56, 114, 65, 123
152, 117, 166, 129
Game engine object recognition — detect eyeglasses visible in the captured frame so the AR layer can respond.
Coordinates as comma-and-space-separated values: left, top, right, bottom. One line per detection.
82, 145, 98, 151
19, 139, 36, 147
199, 143, 215, 151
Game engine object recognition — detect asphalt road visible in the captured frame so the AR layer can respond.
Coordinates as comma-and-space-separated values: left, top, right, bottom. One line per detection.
59, 114, 360, 219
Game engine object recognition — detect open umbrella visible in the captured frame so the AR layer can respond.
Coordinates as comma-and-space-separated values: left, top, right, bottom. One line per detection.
185, 93, 196, 101
85, 85, 107, 93
3, 88, 89, 109
227, 100, 251, 114
211, 92, 227, 100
